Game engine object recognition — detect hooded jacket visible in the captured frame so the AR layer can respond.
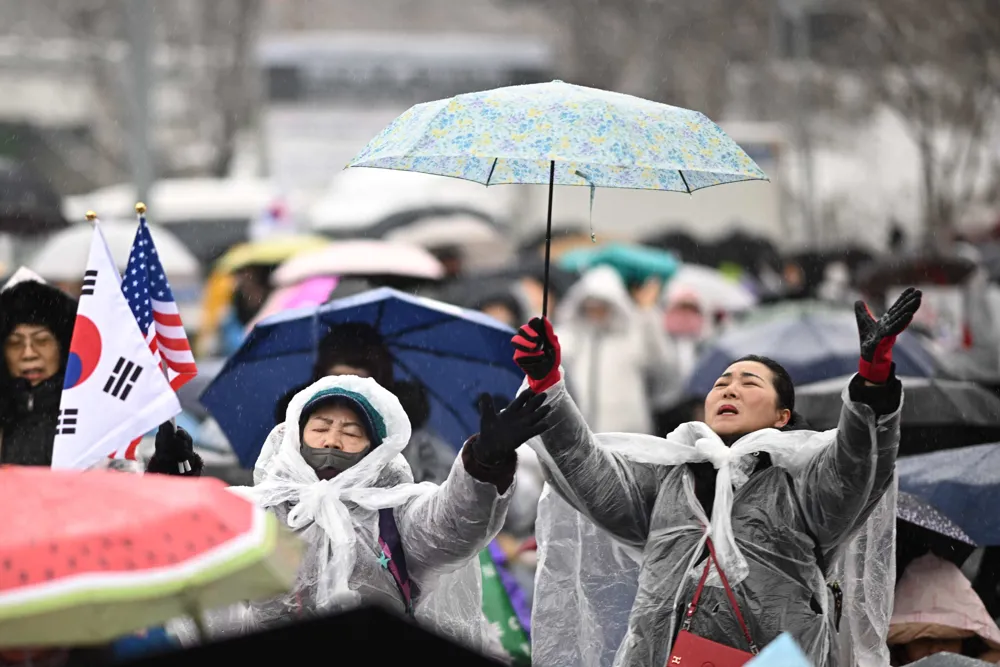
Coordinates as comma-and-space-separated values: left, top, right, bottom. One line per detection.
0, 280, 76, 466
204, 376, 513, 654
555, 266, 679, 434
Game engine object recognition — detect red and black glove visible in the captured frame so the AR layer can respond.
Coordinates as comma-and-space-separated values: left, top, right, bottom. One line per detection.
511, 317, 562, 393
855, 287, 922, 384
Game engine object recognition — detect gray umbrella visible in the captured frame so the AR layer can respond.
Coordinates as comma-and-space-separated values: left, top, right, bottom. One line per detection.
898, 491, 976, 546
796, 375, 1000, 455
910, 653, 995, 667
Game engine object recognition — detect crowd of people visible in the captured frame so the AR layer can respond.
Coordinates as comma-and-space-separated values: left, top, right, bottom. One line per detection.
4, 219, 1000, 667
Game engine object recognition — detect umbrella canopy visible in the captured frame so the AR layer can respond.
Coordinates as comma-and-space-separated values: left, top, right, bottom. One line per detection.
28, 220, 200, 284
200, 288, 524, 468
897, 491, 976, 547
0, 157, 68, 235
271, 240, 445, 288
796, 375, 1000, 455
898, 443, 1000, 546
908, 656, 995, 667
248, 276, 340, 329
0, 467, 301, 647
349, 80, 766, 190
348, 79, 766, 316
558, 243, 680, 286
856, 255, 978, 296
382, 213, 514, 273
685, 303, 938, 398
215, 235, 331, 274
666, 264, 758, 314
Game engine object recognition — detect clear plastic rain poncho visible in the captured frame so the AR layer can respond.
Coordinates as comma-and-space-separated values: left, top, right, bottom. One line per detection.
180, 376, 501, 655
528, 379, 898, 667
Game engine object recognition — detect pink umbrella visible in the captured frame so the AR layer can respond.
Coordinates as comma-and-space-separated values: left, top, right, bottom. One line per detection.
271, 240, 445, 288
248, 276, 339, 330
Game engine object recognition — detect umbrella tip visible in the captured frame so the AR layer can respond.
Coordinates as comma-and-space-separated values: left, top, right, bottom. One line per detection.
135, 202, 147, 215
85, 210, 98, 222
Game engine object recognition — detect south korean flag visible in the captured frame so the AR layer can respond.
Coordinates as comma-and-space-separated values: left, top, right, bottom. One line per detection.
51, 216, 180, 469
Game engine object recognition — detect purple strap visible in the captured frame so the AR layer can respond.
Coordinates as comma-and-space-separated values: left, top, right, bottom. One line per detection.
488, 540, 532, 635
378, 508, 415, 615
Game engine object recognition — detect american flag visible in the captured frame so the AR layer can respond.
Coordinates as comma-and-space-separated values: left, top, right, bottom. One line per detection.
123, 212, 197, 390
111, 210, 197, 459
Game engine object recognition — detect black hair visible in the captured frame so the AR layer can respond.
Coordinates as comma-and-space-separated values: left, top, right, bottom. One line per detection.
312, 323, 395, 388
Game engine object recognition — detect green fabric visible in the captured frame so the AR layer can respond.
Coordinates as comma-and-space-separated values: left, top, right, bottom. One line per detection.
302, 387, 388, 442
479, 549, 531, 666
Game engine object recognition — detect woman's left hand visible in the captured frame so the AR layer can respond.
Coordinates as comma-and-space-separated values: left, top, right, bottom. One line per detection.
855, 287, 922, 384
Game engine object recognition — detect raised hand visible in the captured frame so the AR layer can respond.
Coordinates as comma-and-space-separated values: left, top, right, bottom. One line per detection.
470, 392, 551, 467
511, 317, 562, 393
855, 287, 922, 384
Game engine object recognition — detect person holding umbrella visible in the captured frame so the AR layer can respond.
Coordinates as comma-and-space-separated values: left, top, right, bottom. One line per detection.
511, 289, 922, 667
205, 373, 549, 653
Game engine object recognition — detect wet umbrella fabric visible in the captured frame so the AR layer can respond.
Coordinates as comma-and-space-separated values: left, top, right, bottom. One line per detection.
200, 288, 523, 468
0, 158, 67, 235
685, 304, 938, 397
896, 491, 976, 577
347, 79, 766, 316
898, 443, 1000, 546
0, 467, 302, 647
796, 375, 1000, 455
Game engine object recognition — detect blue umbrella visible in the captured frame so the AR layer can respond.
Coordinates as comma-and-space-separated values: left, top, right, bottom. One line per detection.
201, 288, 523, 468
898, 442, 1000, 546
685, 304, 938, 398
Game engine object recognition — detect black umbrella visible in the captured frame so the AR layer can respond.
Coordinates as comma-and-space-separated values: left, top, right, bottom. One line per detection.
897, 490, 977, 583
856, 254, 977, 297
796, 375, 1000, 455
0, 157, 68, 235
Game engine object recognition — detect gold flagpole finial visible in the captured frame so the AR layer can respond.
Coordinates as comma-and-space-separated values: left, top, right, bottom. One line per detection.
85, 210, 98, 222
135, 202, 147, 215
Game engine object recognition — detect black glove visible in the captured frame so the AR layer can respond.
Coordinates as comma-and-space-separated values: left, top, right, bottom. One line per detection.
470, 391, 551, 467
146, 422, 203, 477
855, 287, 922, 384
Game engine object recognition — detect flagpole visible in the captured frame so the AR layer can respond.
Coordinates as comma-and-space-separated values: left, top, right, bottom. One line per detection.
135, 201, 176, 432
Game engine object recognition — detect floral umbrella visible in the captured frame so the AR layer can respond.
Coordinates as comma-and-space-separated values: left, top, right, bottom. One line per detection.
348, 80, 766, 316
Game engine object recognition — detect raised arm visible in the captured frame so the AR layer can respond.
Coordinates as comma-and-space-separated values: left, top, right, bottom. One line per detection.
512, 317, 664, 547
796, 289, 919, 554
397, 391, 548, 578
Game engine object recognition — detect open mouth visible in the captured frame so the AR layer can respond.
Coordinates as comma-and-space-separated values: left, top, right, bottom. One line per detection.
717, 404, 739, 416
19, 368, 45, 382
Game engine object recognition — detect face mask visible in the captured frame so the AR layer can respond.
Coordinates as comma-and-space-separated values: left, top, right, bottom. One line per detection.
299, 443, 370, 474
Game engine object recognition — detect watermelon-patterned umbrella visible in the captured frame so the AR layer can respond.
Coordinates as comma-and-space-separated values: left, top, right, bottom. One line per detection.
0, 467, 303, 647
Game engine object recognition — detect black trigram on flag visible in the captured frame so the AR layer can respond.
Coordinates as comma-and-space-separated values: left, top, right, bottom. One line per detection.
56, 408, 78, 435
103, 357, 143, 401
81, 270, 98, 296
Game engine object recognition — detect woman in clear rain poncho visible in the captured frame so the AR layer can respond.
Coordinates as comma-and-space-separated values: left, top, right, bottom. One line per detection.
190, 374, 548, 655
510, 288, 923, 667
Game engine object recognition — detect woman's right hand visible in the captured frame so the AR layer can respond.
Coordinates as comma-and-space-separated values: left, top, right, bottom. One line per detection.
511, 317, 562, 393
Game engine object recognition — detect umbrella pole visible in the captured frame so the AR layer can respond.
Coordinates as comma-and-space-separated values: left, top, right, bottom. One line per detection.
542, 160, 555, 319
